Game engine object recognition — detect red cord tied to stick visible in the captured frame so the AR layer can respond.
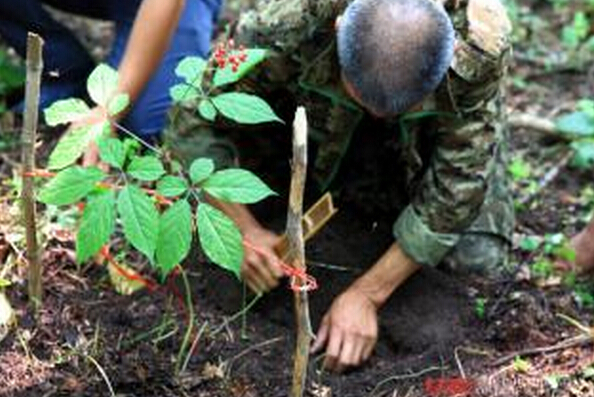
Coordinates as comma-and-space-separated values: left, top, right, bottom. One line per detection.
243, 239, 318, 292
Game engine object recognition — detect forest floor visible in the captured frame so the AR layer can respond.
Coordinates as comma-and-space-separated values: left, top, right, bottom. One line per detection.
1, 1, 594, 396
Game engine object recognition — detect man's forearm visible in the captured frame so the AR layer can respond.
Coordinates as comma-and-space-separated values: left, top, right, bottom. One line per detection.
350, 242, 421, 308
117, 0, 185, 104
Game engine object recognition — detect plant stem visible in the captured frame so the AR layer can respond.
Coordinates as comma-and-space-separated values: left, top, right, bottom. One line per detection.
21, 33, 44, 313
174, 265, 195, 376
287, 107, 312, 397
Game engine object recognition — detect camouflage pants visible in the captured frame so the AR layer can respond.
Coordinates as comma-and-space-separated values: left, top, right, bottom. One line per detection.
164, 106, 514, 277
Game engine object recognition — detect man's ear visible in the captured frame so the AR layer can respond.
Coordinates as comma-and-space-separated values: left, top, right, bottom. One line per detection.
335, 15, 342, 31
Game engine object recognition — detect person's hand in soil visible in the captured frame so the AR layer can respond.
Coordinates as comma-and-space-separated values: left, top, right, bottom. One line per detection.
572, 218, 594, 272
311, 287, 378, 372
205, 198, 285, 294
311, 242, 421, 372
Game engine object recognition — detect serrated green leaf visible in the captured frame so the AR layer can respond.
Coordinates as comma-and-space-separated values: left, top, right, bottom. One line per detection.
212, 93, 282, 124
213, 49, 267, 88
117, 185, 159, 260
87, 63, 119, 107
98, 137, 126, 169
157, 176, 188, 197
202, 169, 275, 203
197, 203, 243, 277
190, 158, 215, 184
127, 156, 165, 181
38, 166, 105, 206
76, 190, 115, 263
170, 83, 200, 103
48, 126, 93, 170
556, 112, 594, 136
108, 93, 129, 116
44, 98, 91, 126
198, 100, 217, 121
175, 56, 207, 85
156, 200, 193, 275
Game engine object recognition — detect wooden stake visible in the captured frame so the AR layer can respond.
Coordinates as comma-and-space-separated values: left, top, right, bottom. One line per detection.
21, 33, 44, 311
287, 107, 312, 397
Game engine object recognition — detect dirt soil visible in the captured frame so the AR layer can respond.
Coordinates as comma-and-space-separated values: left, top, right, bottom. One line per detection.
1, 1, 594, 396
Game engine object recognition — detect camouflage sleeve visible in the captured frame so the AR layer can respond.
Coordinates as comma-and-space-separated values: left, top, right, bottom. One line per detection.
393, 0, 512, 267
235, 0, 349, 53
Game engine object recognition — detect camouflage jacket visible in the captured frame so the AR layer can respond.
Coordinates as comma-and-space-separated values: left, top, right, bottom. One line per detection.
233, 0, 513, 267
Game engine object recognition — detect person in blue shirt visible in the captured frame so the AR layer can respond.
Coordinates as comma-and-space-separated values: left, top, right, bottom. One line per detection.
0, 0, 221, 146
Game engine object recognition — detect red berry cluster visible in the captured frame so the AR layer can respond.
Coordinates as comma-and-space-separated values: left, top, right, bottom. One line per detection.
213, 39, 248, 72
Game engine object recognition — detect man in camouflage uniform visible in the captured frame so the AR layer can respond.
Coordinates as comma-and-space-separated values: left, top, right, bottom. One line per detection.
167, 0, 514, 371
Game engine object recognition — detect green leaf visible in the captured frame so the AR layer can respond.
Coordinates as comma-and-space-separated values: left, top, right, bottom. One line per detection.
577, 99, 594, 118
570, 141, 594, 169
156, 200, 193, 275
87, 63, 119, 107
0, 279, 11, 288
508, 157, 531, 180
202, 169, 275, 203
117, 185, 159, 260
197, 203, 243, 277
519, 236, 540, 252
38, 166, 105, 206
556, 112, 594, 136
127, 156, 166, 181
175, 56, 207, 85
48, 126, 93, 170
76, 190, 115, 263
213, 49, 268, 88
170, 83, 200, 103
211, 93, 282, 124
107, 93, 130, 116
198, 100, 217, 121
98, 137, 126, 169
190, 158, 215, 184
44, 98, 91, 126
157, 176, 188, 197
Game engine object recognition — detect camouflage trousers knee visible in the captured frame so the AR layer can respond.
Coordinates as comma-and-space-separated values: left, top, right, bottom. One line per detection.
441, 232, 511, 278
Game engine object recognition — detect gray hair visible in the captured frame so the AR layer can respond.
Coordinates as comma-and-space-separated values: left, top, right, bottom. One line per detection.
337, 0, 455, 115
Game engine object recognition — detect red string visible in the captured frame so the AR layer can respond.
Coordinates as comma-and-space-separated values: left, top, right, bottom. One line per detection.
242, 239, 318, 292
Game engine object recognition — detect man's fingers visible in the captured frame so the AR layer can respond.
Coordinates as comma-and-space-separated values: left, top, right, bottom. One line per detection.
362, 338, 375, 362
323, 328, 343, 371
311, 317, 329, 353
336, 335, 357, 373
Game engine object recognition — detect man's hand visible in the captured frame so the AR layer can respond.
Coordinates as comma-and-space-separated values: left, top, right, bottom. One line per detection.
311, 242, 421, 372
311, 287, 378, 372
242, 226, 285, 294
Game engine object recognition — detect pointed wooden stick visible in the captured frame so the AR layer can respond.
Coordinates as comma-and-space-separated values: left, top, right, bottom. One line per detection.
287, 107, 312, 397
21, 33, 44, 312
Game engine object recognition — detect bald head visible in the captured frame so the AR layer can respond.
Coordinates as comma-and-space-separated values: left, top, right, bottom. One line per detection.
337, 0, 455, 115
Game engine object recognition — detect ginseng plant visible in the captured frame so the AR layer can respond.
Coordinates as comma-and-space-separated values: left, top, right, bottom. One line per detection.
35, 42, 283, 373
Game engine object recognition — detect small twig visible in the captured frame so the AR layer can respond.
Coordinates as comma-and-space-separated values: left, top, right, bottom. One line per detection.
180, 320, 209, 374
211, 293, 261, 337
508, 113, 562, 139
21, 33, 44, 312
490, 335, 592, 367
518, 150, 574, 206
367, 366, 446, 397
84, 354, 116, 397
454, 346, 466, 379
175, 265, 195, 377
225, 336, 284, 375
